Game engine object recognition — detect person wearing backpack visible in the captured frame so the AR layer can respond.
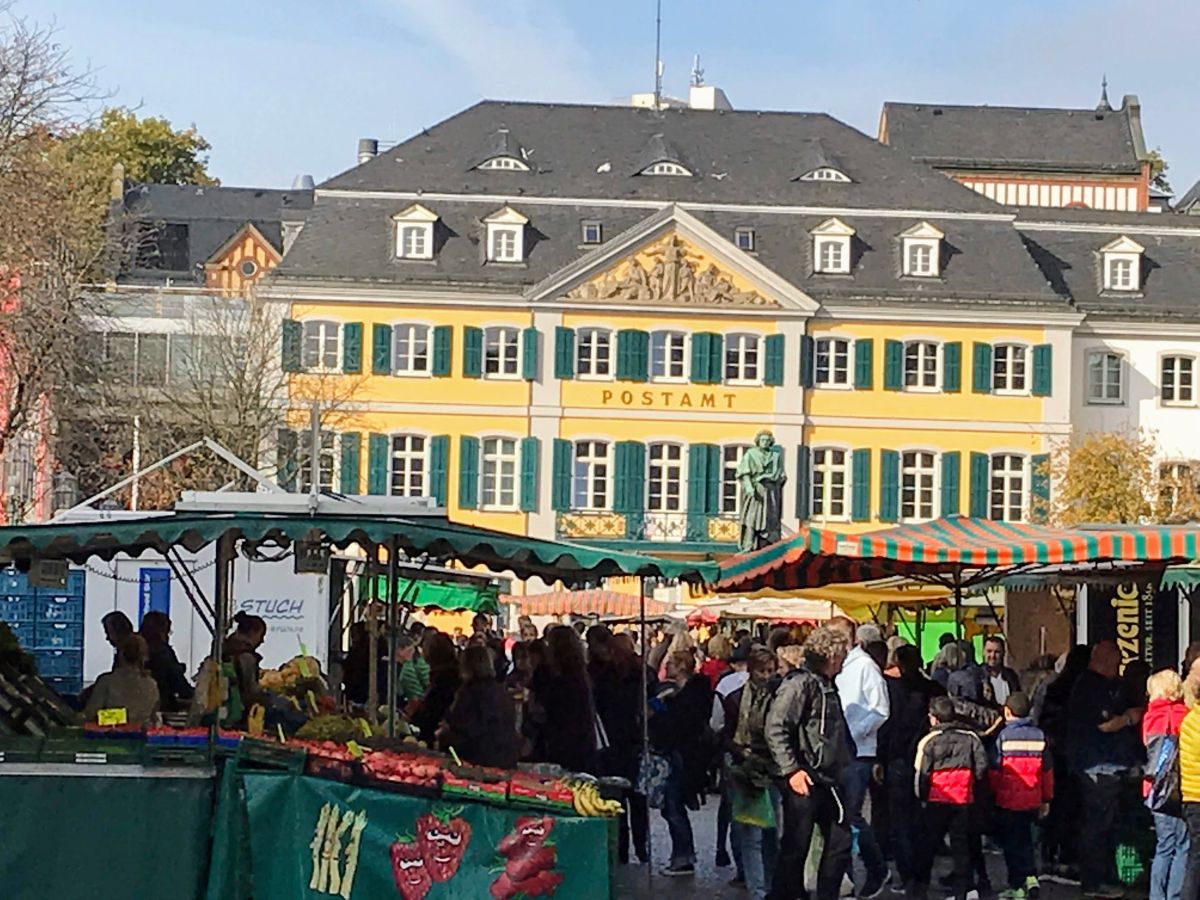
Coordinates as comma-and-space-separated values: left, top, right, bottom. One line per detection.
1143, 669, 1189, 900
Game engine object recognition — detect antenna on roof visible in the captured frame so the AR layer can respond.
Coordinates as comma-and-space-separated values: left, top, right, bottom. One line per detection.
1097, 74, 1113, 112
653, 0, 663, 110
691, 54, 704, 87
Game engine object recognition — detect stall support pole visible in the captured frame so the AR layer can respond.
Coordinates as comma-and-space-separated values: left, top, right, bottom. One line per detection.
367, 545, 380, 727
953, 567, 964, 640
639, 576, 652, 889
386, 537, 399, 738
211, 531, 235, 743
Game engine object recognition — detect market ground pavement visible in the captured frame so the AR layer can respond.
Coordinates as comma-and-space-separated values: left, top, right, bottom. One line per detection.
615, 798, 1129, 899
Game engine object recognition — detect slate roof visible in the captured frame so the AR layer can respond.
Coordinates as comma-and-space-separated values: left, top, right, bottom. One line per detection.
319, 100, 999, 213
121, 184, 313, 283
1175, 179, 1200, 214
881, 101, 1145, 174
1015, 209, 1200, 321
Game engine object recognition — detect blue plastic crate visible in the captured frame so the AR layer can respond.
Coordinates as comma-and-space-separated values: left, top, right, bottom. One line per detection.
4, 620, 33, 646
66, 570, 85, 596
34, 621, 83, 650
44, 676, 83, 696
0, 573, 31, 596
34, 650, 82, 678
37, 595, 83, 624
0, 598, 34, 624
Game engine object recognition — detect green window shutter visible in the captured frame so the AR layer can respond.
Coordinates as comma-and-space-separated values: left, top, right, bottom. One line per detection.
972, 343, 994, 394
458, 436, 480, 509
554, 327, 576, 380
551, 439, 573, 511
764, 334, 785, 386
709, 334, 724, 385
852, 448, 872, 522
879, 449, 900, 523
616, 330, 648, 382
429, 435, 450, 506
367, 433, 389, 495
519, 436, 540, 511
614, 440, 646, 516
1031, 453, 1051, 522
883, 340, 904, 391
690, 333, 712, 384
522, 327, 539, 381
687, 444, 716, 541
943, 342, 962, 393
431, 326, 453, 377
800, 335, 815, 388
795, 445, 812, 520
854, 339, 874, 390
371, 324, 392, 375
339, 432, 361, 494
940, 451, 961, 517
1032, 344, 1053, 397
281, 319, 302, 373
463, 326, 483, 378
969, 452, 990, 518
705, 444, 723, 516
276, 429, 298, 491
342, 322, 363, 374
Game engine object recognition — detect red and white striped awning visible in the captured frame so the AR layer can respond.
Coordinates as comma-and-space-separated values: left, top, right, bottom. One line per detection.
504, 589, 675, 619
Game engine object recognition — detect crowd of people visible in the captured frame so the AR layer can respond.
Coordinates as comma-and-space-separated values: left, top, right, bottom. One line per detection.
76, 603, 1200, 900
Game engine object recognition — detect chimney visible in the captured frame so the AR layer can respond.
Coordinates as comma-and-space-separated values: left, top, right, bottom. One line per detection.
291, 174, 315, 190
357, 138, 379, 165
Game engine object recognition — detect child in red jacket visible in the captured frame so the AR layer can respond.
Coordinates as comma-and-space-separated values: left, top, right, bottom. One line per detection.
989, 692, 1053, 900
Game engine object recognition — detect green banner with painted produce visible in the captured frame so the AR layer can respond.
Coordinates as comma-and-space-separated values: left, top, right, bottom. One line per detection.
236, 773, 611, 900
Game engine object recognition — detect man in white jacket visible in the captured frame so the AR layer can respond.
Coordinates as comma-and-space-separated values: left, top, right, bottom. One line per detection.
832, 619, 891, 898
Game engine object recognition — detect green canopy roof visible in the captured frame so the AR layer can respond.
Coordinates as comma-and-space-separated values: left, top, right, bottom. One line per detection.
0, 512, 716, 587
366, 574, 501, 614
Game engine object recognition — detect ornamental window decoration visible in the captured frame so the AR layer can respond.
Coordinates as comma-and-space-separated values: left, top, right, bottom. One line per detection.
899, 221, 945, 277
1100, 235, 1144, 291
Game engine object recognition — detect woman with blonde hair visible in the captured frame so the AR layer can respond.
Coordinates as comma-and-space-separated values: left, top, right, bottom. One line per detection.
1145, 668, 1189, 900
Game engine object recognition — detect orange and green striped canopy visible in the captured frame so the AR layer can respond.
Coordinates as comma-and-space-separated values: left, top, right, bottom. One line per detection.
716, 516, 1200, 594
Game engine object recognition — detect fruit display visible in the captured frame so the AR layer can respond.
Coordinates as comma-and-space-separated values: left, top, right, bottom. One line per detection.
259, 655, 324, 693
564, 777, 623, 818
294, 715, 367, 743
507, 772, 575, 813
441, 764, 508, 805
361, 750, 442, 795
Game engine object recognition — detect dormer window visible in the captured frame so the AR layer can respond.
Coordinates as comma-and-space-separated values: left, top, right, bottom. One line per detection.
477, 156, 529, 172
392, 203, 438, 260
800, 167, 851, 183
1101, 235, 1144, 291
899, 222, 945, 278
734, 227, 755, 252
640, 161, 692, 177
484, 206, 528, 263
810, 218, 855, 275
581, 221, 603, 245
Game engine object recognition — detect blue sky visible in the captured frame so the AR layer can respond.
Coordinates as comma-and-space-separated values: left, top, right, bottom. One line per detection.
39, 0, 1200, 193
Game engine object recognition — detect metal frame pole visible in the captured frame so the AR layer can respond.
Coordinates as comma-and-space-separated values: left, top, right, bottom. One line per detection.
387, 536, 399, 738
640, 575, 652, 885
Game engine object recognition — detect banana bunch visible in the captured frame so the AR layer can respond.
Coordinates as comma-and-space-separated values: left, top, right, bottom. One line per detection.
567, 778, 623, 818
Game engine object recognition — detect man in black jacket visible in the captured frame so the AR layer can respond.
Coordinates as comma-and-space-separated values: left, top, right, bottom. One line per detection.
765, 626, 852, 900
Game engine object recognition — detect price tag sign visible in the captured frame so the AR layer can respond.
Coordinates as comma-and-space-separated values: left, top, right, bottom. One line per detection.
97, 708, 128, 726
346, 741, 364, 759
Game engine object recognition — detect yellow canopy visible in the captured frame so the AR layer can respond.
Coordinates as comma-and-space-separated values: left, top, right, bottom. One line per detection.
737, 576, 952, 620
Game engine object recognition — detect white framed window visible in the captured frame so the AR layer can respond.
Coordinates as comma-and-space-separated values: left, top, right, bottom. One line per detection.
1162, 355, 1196, 406
576, 328, 612, 379
992, 344, 1028, 394
389, 434, 427, 497
647, 443, 684, 512
990, 453, 1027, 522
1086, 350, 1124, 404
900, 222, 944, 277
816, 239, 848, 274
299, 430, 337, 493
483, 326, 520, 378
720, 444, 749, 515
477, 156, 529, 171
393, 203, 438, 260
480, 437, 519, 510
734, 227, 755, 251
801, 167, 851, 183
1101, 236, 1144, 291
815, 337, 851, 388
392, 324, 431, 375
650, 331, 687, 382
904, 340, 941, 391
301, 320, 340, 371
900, 450, 938, 523
811, 447, 850, 520
572, 440, 611, 510
484, 206, 528, 263
725, 333, 761, 384
581, 221, 603, 244
641, 161, 691, 177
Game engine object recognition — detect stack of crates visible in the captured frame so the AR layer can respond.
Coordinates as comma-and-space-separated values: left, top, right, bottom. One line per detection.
0, 568, 85, 695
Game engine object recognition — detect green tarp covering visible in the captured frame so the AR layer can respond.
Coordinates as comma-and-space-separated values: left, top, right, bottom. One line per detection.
0, 767, 215, 900
367, 575, 501, 614
0, 511, 717, 586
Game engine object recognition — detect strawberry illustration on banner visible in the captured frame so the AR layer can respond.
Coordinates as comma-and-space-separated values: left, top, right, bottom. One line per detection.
389, 837, 433, 900
415, 805, 472, 882
490, 816, 563, 899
